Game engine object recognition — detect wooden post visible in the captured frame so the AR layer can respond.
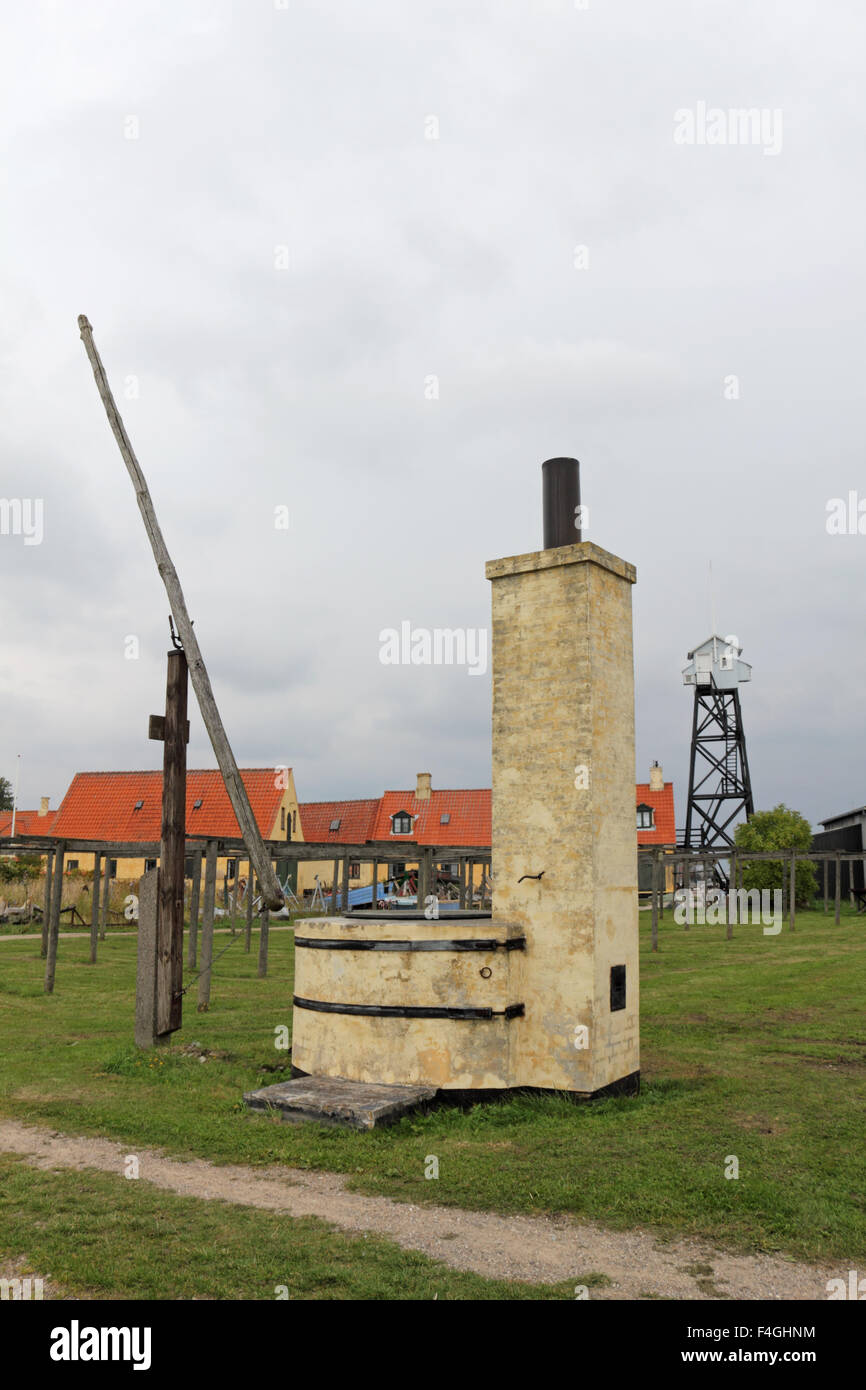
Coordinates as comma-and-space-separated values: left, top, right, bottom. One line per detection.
458, 858, 466, 909
149, 648, 188, 1036
134, 868, 160, 1049
650, 850, 659, 951
44, 842, 66, 994
197, 841, 218, 1012
41, 850, 54, 959
789, 849, 796, 932
78, 316, 284, 911
835, 852, 842, 925
187, 849, 203, 968
100, 855, 111, 939
330, 859, 339, 913
245, 861, 254, 951
727, 853, 735, 940
89, 851, 101, 963
229, 863, 240, 935
341, 855, 350, 915
371, 858, 379, 911
258, 905, 270, 978
823, 857, 829, 914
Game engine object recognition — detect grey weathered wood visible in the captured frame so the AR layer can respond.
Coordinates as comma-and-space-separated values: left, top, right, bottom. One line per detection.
789, 850, 796, 932
197, 841, 218, 1011
824, 858, 829, 914
458, 858, 466, 909
245, 861, 254, 952
727, 854, 735, 939
650, 850, 659, 952
258, 906, 270, 978
341, 855, 350, 914
135, 868, 160, 1049
78, 315, 284, 911
90, 851, 101, 963
154, 649, 187, 1034
100, 855, 111, 939
330, 859, 339, 913
44, 842, 66, 993
41, 850, 54, 959
187, 849, 203, 968
371, 858, 379, 910
835, 852, 842, 924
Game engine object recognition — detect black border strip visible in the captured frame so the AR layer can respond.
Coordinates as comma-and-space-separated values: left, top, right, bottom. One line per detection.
294, 936, 526, 953
293, 995, 525, 1021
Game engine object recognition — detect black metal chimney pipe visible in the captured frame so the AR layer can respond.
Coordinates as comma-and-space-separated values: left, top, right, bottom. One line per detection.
542, 457, 581, 549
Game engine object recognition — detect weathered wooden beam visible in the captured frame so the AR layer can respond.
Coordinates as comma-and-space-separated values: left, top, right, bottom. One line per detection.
154, 649, 188, 1034
78, 315, 283, 911
188, 848, 203, 969
135, 868, 160, 1049
197, 842, 218, 1012
41, 849, 54, 959
44, 842, 66, 993
90, 851, 101, 963
245, 860, 254, 952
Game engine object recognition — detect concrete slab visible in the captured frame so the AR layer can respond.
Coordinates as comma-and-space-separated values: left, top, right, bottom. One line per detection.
243, 1075, 437, 1130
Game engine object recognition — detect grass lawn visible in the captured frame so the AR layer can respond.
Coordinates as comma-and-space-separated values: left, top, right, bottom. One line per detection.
0, 910, 864, 1280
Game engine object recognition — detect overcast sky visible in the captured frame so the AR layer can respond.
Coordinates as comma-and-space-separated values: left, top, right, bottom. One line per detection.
1, 0, 864, 833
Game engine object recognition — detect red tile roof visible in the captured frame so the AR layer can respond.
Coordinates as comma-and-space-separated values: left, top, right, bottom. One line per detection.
635, 782, 676, 844
298, 800, 380, 844
49, 770, 289, 842
370, 790, 492, 847
0, 810, 55, 837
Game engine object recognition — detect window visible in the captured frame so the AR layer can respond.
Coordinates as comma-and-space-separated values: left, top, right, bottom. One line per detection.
67, 859, 79, 871
392, 862, 405, 878
349, 861, 360, 879
109, 860, 118, 877
391, 811, 412, 835
636, 804, 654, 830
292, 810, 297, 833
329, 818, 341, 832
133, 800, 143, 811
281, 807, 286, 832
440, 812, 451, 825
193, 798, 203, 810
227, 860, 237, 880
144, 858, 157, 872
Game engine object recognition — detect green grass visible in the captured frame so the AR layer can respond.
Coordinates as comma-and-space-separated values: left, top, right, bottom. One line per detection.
0, 1155, 571, 1300
0, 911, 864, 1272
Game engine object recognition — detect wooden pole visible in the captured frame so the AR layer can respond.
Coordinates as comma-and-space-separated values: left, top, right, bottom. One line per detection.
371, 858, 379, 910
41, 850, 54, 959
341, 855, 350, 915
197, 841, 218, 1012
151, 649, 188, 1034
100, 855, 111, 939
835, 852, 842, 925
650, 850, 659, 951
330, 859, 339, 914
458, 858, 466, 909
727, 852, 735, 940
823, 857, 829, 914
44, 842, 66, 993
258, 857, 271, 977
187, 848, 203, 968
134, 868, 160, 1049
89, 851, 101, 963
789, 849, 796, 932
77, 315, 283, 911
245, 860, 254, 951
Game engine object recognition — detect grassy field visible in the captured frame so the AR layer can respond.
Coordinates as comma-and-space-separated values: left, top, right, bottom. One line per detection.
0, 910, 864, 1296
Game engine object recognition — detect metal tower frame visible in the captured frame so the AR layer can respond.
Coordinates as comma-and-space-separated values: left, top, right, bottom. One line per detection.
683, 686, 754, 851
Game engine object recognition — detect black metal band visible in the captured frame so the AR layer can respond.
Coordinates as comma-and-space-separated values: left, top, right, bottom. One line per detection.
293, 995, 525, 1021
294, 936, 525, 953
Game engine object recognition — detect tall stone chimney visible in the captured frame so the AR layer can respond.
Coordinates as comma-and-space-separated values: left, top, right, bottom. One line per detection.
649, 762, 664, 792
486, 456, 639, 1096
415, 772, 432, 801
39, 797, 50, 817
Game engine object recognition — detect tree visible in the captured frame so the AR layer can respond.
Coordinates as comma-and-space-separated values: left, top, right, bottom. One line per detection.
0, 777, 13, 811
734, 804, 817, 907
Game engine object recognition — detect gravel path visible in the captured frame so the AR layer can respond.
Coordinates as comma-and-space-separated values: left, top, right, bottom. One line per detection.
0, 1120, 837, 1300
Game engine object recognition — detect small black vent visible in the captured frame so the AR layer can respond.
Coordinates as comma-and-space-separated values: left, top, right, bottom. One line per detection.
610, 964, 626, 1012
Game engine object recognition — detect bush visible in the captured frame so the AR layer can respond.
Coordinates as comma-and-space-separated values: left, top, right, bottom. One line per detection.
734, 804, 817, 906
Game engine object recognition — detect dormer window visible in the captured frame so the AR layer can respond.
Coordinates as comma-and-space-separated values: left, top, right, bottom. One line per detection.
193, 799, 203, 810
133, 800, 143, 811
440, 813, 451, 825
329, 818, 341, 832
636, 804, 654, 830
391, 811, 412, 835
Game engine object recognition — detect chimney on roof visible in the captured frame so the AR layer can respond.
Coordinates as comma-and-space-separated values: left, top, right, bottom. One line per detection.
649, 762, 664, 792
39, 797, 50, 816
415, 772, 432, 801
